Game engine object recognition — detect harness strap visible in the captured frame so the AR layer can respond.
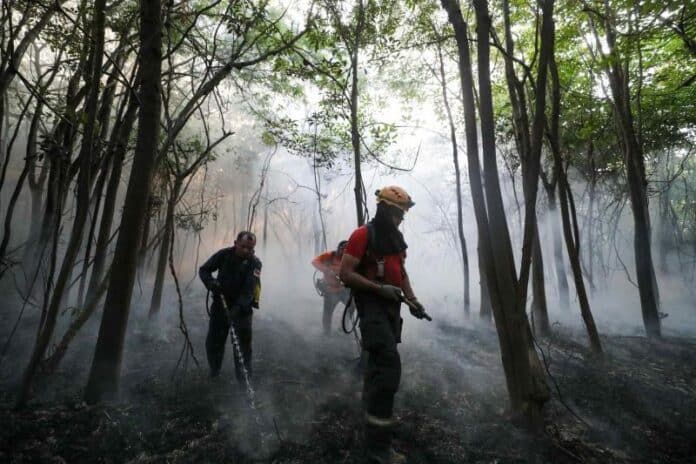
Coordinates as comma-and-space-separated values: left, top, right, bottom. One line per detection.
365, 222, 385, 282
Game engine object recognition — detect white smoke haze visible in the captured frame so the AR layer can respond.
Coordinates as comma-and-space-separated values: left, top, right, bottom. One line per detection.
1, 73, 694, 405
1, 4, 695, 463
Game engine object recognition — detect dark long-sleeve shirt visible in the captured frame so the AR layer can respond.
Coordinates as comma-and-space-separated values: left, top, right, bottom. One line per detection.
199, 247, 262, 311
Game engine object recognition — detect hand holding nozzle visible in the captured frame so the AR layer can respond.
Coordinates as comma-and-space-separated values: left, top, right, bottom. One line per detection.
400, 295, 432, 321
375, 284, 403, 301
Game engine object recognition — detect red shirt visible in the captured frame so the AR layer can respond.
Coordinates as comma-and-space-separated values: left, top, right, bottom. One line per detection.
311, 251, 343, 292
344, 225, 405, 287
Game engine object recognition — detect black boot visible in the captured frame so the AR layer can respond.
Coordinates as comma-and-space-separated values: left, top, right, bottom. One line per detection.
365, 417, 406, 464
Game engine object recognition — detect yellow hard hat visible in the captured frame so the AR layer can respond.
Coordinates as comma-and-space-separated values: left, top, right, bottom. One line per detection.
375, 185, 415, 212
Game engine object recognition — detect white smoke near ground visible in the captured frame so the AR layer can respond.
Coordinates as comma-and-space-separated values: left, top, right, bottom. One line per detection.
138, 104, 696, 357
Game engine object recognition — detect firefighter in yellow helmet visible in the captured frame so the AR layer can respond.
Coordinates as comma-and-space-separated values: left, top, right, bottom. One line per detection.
340, 185, 429, 464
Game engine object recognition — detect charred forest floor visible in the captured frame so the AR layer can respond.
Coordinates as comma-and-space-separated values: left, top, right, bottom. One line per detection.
1, 290, 695, 464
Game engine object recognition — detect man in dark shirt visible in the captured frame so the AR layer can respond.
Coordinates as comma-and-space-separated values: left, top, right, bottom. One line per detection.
199, 231, 262, 381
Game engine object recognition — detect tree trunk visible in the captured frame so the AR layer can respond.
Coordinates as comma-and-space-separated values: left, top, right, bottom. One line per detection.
0, 1, 68, 154
658, 185, 672, 274
531, 232, 550, 336
588, 3, 661, 337
549, 53, 602, 353
478, 237, 492, 321
476, 0, 551, 424
149, 178, 182, 318
582, 141, 598, 292
499, 0, 552, 332
350, 0, 366, 226
16, 0, 107, 408
23, 157, 48, 268
546, 188, 569, 307
27, 29, 88, 291
0, 100, 43, 266
85, 0, 162, 403
441, 0, 550, 426
435, 33, 470, 315
40, 267, 112, 375
77, 159, 109, 307
85, 97, 138, 304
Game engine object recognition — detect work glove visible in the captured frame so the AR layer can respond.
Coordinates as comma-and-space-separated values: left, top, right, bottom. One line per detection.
408, 298, 429, 320
208, 279, 223, 294
375, 284, 403, 301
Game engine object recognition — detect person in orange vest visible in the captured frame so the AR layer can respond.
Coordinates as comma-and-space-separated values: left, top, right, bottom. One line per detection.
340, 186, 428, 464
312, 240, 351, 334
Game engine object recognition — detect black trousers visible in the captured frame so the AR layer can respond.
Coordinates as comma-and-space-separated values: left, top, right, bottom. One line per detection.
355, 292, 402, 453
322, 288, 351, 334
206, 299, 253, 382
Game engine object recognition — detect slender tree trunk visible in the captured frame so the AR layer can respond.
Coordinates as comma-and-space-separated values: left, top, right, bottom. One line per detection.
441, 0, 549, 425
138, 205, 153, 271
588, 3, 661, 337
477, 0, 551, 424
16, 0, 107, 408
478, 237, 492, 321
77, 159, 109, 307
531, 232, 550, 336
0, 1, 68, 154
262, 182, 269, 253
499, 0, 552, 331
40, 267, 112, 375
546, 189, 569, 307
350, 0, 366, 226
23, 158, 48, 267
85, 0, 163, 403
0, 100, 43, 265
658, 185, 672, 274
86, 97, 138, 304
435, 33, 470, 315
0, 92, 34, 198
149, 178, 182, 318
549, 54, 602, 353
27, 21, 88, 289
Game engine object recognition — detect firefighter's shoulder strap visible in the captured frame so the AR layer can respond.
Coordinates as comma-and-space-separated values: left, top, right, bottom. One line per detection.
362, 222, 385, 282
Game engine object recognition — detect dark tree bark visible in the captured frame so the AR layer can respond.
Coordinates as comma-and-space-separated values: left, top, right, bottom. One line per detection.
545, 186, 570, 306
85, 96, 139, 305
0, 101, 42, 273
84, 0, 163, 403
499, 0, 551, 331
0, 1, 68, 154
39, 267, 112, 375
16, 0, 108, 408
548, 54, 602, 353
531, 234, 550, 336
440, 0, 550, 426
148, 131, 230, 319
585, 2, 661, 338
478, 237, 492, 321
434, 31, 470, 315
149, 178, 182, 318
351, 0, 366, 226
76, 47, 133, 306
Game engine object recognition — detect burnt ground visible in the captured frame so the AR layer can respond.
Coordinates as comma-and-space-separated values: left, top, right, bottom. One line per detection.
1, 290, 695, 463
